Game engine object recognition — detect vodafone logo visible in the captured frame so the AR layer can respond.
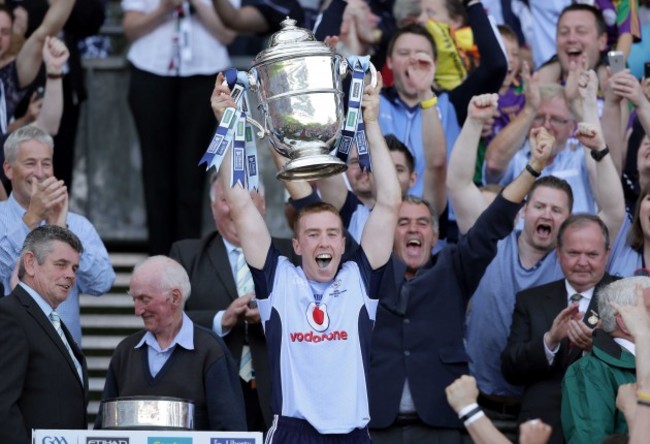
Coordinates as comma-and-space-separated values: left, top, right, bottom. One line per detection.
289, 330, 348, 342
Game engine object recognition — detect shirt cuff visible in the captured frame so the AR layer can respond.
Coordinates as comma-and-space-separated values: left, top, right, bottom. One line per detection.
543, 333, 560, 365
213, 310, 231, 337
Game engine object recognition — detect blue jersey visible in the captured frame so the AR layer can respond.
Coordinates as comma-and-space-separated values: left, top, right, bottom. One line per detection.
251, 246, 383, 434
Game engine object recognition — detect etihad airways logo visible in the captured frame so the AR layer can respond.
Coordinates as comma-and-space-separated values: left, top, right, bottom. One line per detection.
289, 330, 348, 342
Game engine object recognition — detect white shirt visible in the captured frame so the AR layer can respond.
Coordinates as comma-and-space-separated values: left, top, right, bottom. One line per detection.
122, 0, 239, 76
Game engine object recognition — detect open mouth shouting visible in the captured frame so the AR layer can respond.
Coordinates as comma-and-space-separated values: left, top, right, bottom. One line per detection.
406, 237, 423, 255
535, 222, 553, 241
316, 253, 333, 269
565, 47, 584, 64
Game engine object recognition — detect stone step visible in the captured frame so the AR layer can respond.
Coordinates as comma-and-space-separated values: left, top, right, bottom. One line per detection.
109, 252, 147, 268
86, 356, 112, 371
89, 377, 106, 393
83, 335, 126, 350
81, 314, 141, 329
80, 293, 132, 309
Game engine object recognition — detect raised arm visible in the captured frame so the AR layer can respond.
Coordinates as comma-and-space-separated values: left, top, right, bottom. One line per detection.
411, 52, 447, 217
34, 36, 69, 136
600, 69, 632, 173
359, 74, 401, 269
577, 70, 625, 242
484, 62, 539, 183
211, 0, 270, 34
190, 0, 237, 44
15, 0, 75, 88
447, 94, 498, 234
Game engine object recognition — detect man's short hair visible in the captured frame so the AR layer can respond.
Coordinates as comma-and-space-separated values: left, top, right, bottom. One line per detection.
558, 3, 607, 37
402, 194, 439, 232
4, 125, 54, 165
133, 256, 192, 305
598, 276, 650, 333
293, 202, 343, 235
387, 23, 438, 62
497, 24, 519, 43
527, 176, 574, 212
557, 213, 610, 251
385, 134, 415, 173
18, 225, 84, 279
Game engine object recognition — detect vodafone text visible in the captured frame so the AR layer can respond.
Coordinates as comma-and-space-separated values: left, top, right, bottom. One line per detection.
289, 330, 348, 342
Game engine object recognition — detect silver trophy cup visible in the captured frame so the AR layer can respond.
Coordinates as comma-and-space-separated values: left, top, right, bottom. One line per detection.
246, 18, 377, 181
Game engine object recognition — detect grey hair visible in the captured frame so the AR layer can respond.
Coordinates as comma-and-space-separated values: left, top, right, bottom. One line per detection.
133, 256, 192, 305
4, 125, 54, 164
402, 194, 439, 232
18, 225, 84, 279
598, 276, 650, 333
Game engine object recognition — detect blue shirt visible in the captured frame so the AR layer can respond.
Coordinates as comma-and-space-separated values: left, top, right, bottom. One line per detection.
135, 312, 195, 377
466, 231, 564, 396
379, 88, 461, 198
607, 216, 643, 277
0, 193, 115, 346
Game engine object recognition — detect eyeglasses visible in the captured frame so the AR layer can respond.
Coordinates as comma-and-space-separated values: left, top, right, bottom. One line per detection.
532, 114, 572, 127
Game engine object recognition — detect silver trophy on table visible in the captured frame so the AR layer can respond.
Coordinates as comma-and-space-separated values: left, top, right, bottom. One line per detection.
245, 18, 377, 181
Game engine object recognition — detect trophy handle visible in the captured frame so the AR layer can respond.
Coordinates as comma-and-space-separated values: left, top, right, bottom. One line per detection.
367, 62, 378, 88
246, 116, 267, 138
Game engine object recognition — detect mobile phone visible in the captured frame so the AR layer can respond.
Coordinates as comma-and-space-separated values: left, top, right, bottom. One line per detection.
607, 51, 626, 74
35, 86, 45, 99
645, 61, 650, 79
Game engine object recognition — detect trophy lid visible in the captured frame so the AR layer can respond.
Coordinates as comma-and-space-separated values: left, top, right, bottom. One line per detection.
253, 17, 335, 65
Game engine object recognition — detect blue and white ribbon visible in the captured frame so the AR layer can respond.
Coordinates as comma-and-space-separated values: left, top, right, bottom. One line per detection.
199, 68, 260, 189
336, 55, 372, 172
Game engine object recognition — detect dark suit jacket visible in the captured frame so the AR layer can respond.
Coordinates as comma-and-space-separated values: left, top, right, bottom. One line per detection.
169, 230, 297, 428
368, 194, 521, 429
0, 285, 88, 444
501, 274, 618, 444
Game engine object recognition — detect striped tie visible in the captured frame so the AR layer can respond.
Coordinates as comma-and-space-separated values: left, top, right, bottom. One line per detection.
570, 293, 583, 303
235, 248, 254, 383
50, 311, 83, 384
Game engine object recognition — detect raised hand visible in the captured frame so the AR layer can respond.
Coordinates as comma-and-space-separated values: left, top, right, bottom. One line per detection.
23, 177, 67, 228
42, 36, 70, 75
445, 375, 480, 413
361, 71, 383, 124
222, 293, 256, 331
405, 53, 435, 100
467, 93, 499, 124
575, 122, 606, 151
528, 126, 554, 171
522, 61, 541, 112
544, 303, 581, 349
210, 72, 237, 122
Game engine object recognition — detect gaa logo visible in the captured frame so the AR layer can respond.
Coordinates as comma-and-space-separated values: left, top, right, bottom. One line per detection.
42, 437, 68, 444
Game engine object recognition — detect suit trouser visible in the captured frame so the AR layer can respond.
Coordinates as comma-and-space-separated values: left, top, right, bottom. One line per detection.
128, 65, 215, 255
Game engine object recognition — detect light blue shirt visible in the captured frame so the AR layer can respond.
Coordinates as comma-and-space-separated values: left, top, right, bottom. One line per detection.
19, 281, 58, 322
135, 312, 195, 377
607, 216, 643, 277
212, 237, 240, 336
466, 231, 564, 396
0, 193, 115, 346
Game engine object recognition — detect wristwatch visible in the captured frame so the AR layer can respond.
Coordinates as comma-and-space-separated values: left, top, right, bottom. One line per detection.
590, 147, 610, 162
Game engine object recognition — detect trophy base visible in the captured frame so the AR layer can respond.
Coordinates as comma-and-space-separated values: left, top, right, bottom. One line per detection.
277, 155, 348, 181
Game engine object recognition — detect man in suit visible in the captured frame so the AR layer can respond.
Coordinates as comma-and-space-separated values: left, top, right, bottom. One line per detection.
367, 95, 554, 444
169, 172, 297, 432
501, 214, 617, 444
0, 224, 88, 443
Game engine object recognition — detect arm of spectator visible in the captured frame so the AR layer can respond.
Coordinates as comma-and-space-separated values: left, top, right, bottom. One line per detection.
359, 74, 401, 269
15, 0, 75, 88
447, 94, 497, 234
34, 36, 69, 136
6, 93, 43, 133
600, 69, 630, 173
612, 72, 650, 139
445, 375, 511, 444
447, 0, 508, 124
501, 127, 553, 204
211, 0, 270, 34
577, 69, 625, 242
519, 419, 553, 444
72, 217, 116, 296
615, 32, 633, 60
123, 0, 181, 42
414, 54, 447, 217
190, 0, 237, 44
484, 62, 539, 183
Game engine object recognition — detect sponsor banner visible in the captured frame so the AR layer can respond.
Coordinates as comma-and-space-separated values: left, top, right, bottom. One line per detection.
34, 429, 262, 444
211, 439, 256, 444
87, 438, 130, 444
148, 438, 192, 444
